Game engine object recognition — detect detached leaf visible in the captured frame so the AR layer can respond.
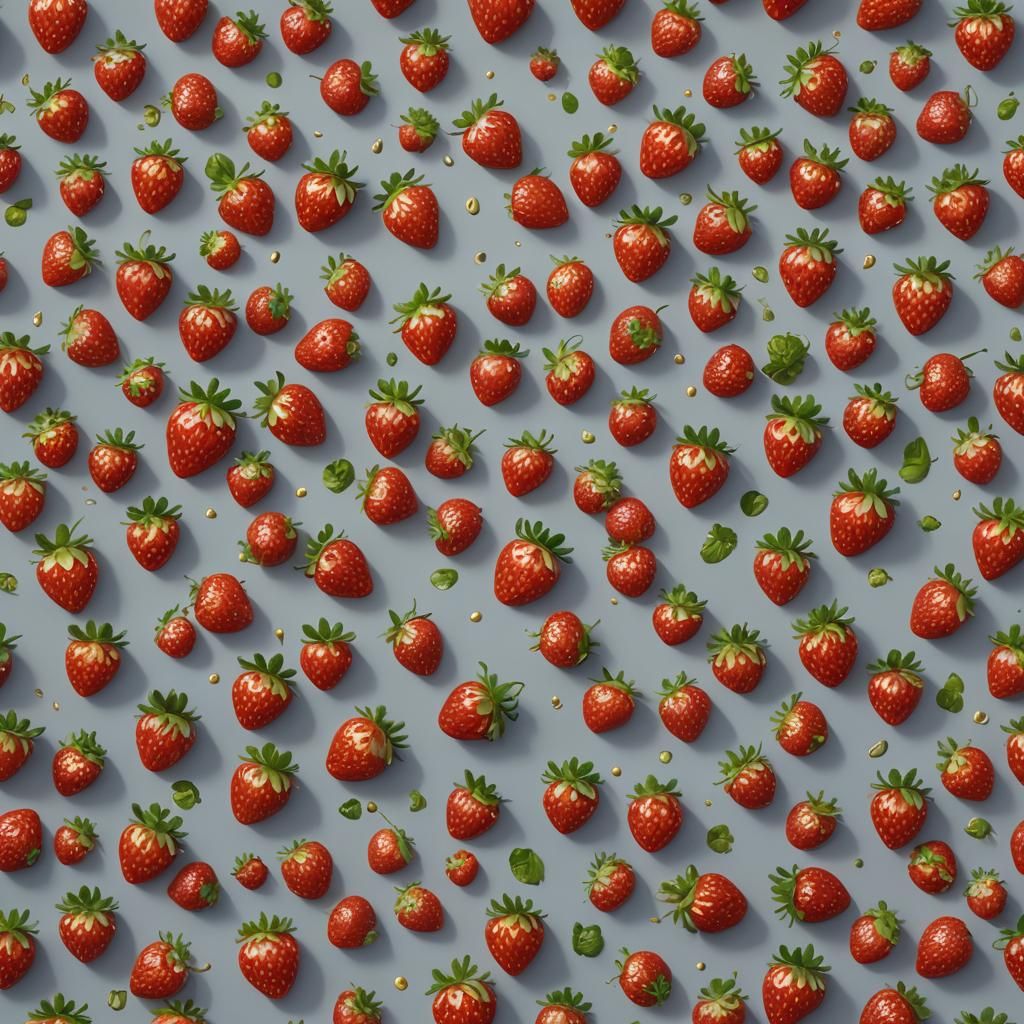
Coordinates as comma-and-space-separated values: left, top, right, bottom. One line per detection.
408, 789, 427, 813
964, 816, 993, 839
338, 798, 363, 820
561, 92, 579, 114
700, 524, 738, 564
740, 490, 768, 517
917, 515, 942, 532
430, 568, 459, 591
509, 847, 545, 885
571, 922, 604, 957
898, 437, 935, 484
706, 824, 734, 854
171, 780, 200, 810
762, 333, 809, 384
107, 990, 128, 1012
322, 458, 355, 494
936, 673, 964, 713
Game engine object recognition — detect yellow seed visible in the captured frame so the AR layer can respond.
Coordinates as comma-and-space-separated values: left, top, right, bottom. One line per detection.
443, 155, 454, 167
868, 739, 888, 758
659, 750, 672, 764
52, 701, 60, 711
547, 93, 556, 101
610, 765, 622, 777
649, 916, 660, 924
270, 250, 281, 263
863, 254, 876, 269
313, 129, 324, 138
514, 239, 522, 247
696, 962, 706, 971
474, 251, 487, 264
610, 597, 618, 606
469, 611, 482, 623
466, 197, 480, 215
84, 498, 96, 506
295, 487, 308, 498
833, 29, 842, 38
686, 386, 697, 397
684, 89, 692, 97
205, 507, 217, 519
371, 138, 383, 154
551, 696, 562, 709
607, 124, 618, 133
21, 74, 30, 85
674, 354, 684, 364
208, 673, 220, 685
705, 799, 712, 807
367, 801, 378, 813
485, 70, 495, 79
952, 489, 962, 501
238, 551, 246, 562
33, 688, 43, 698
974, 710, 989, 725
394, 976, 408, 991
274, 628, 285, 641
581, 429, 595, 444
32, 312, 43, 327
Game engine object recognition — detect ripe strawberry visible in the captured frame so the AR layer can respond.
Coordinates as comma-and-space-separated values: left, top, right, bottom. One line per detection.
669, 425, 732, 507
189, 572, 253, 633
232, 652, 296, 729
485, 895, 545, 975
693, 977, 747, 1024
53, 817, 96, 866
994, 351, 1024, 433
252, 374, 325, 447
954, 1, 1016, 69
507, 171, 569, 229
166, 379, 241, 477
327, 895, 377, 948
245, 283, 292, 337
938, 737, 994, 800
0, 462, 45, 532
704, 344, 754, 397
388, 284, 456, 366
227, 450, 274, 506
844, 384, 897, 449
394, 882, 444, 932
652, 1, 702, 56
607, 305, 661, 364
237, 914, 299, 998
320, 59, 378, 116
735, 126, 783, 184
707, 625, 766, 693
27, 79, 89, 143
536, 990, 590, 1024
871, 769, 929, 848
212, 9, 266, 66
131, 139, 186, 214
1006, 135, 1024, 198
609, 388, 657, 447
167, 861, 220, 911
114, 234, 174, 322
794, 603, 857, 688
155, 0, 208, 41
848, 99, 896, 161
541, 758, 602, 833
910, 350, 980, 412
830, 468, 899, 556
439, 665, 522, 742
0, 332, 47, 413
380, 603, 440, 676
52, 730, 105, 794
705, 53, 756, 109
589, 46, 639, 105
772, 692, 828, 756
427, 958, 497, 1024
613, 205, 676, 281
296, 618, 352, 691
763, 395, 826, 477
908, 839, 957, 893
425, 426, 482, 481
23, 408, 78, 469
825, 307, 876, 370
567, 132, 621, 206
363, 378, 421, 456
321, 253, 370, 311
118, 803, 185, 883
64, 619, 126, 697
528, 47, 559, 82
791, 141, 847, 209
652, 588, 706, 648
627, 776, 682, 851
617, 950, 672, 1007
976, 246, 1024, 308
205, 154, 275, 236
428, 499, 483, 557
780, 42, 848, 117
991, 627, 1024, 698
859, 176, 913, 235
849, 902, 901, 964
87, 428, 141, 492
770, 865, 850, 925
584, 851, 635, 911
294, 150, 361, 232
445, 772, 502, 841
59, 306, 116, 368
453, 94, 521, 167
786, 792, 840, 851
33, 521, 97, 612
300, 525, 373, 597
929, 165, 989, 239
93, 30, 147, 101
917, 916, 973, 977
231, 743, 297, 823
0, 711, 41, 782
467, 0, 535, 41
166, 73, 220, 131
994, 917, 1024, 991
761, 946, 829, 1024
178, 286, 238, 361
764, 0, 809, 17
779, 228, 840, 307
694, 191, 754, 256
500, 432, 553, 496
294, 318, 360, 373
753, 528, 815, 606
154, 607, 196, 660
909, 564, 976, 639
861, 985, 932, 1024
531, 610, 597, 667
918, 89, 973, 144
41, 226, 99, 287
604, 541, 656, 597
232, 853, 269, 891
136, 689, 199, 771
605, 497, 655, 544
281, 0, 332, 54
56, 154, 107, 217
335, 988, 383, 1024
28, 0, 86, 51
56, 887, 117, 963
573, 460, 620, 515
868, 650, 925, 725
858, 0, 922, 27
1014, 822, 1024, 872
582, 669, 638, 733
544, 340, 594, 405
965, 868, 1007, 919
279, 839, 332, 898
0, 136, 21, 194
0, 808, 42, 872
973, 498, 1024, 581
482, 264, 536, 326
494, 520, 571, 605
399, 107, 440, 152
326, 705, 406, 780
717, 744, 776, 807
888, 41, 931, 93
373, 170, 438, 248
640, 105, 705, 178
658, 868, 749, 934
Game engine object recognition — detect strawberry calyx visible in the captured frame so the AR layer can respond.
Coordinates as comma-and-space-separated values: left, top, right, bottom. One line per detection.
372, 169, 430, 212
486, 893, 545, 927
23, 407, 77, 443
834, 307, 877, 334
467, 663, 523, 740
176, 378, 242, 428
614, 204, 678, 244
454, 769, 503, 807
567, 131, 617, 158
480, 337, 528, 360
151, 1000, 207, 1023
452, 92, 511, 131
425, 956, 493, 999
896, 41, 932, 63
298, 523, 348, 576
514, 518, 574, 564
401, 106, 440, 140
851, 382, 898, 417
0, 907, 38, 946
232, 448, 272, 477
849, 97, 893, 118
994, 349, 1024, 373
735, 125, 781, 153
238, 742, 299, 789
691, 266, 743, 313
613, 387, 655, 409
401, 26, 450, 55
704, 187, 755, 232
974, 497, 1024, 539
27, 995, 90, 1024
320, 252, 362, 286
675, 425, 735, 468
965, 866, 1002, 895
279, 835, 337, 864
770, 691, 823, 736
866, 176, 913, 205
802, 790, 842, 817
707, 623, 766, 665
94, 427, 142, 453
301, 149, 363, 206
134, 138, 186, 169
1005, 134, 1024, 154
992, 625, 1024, 664
26, 78, 77, 112
952, 0, 1013, 23
506, 427, 556, 456
629, 774, 680, 800
430, 425, 483, 469
574, 459, 621, 507
96, 28, 147, 56
481, 262, 530, 301
0, 460, 45, 486
720, 54, 756, 94
129, 802, 186, 851
292, 0, 333, 20
154, 605, 189, 633
57, 226, 101, 272
538, 988, 591, 1012
861, 900, 902, 944
257, 283, 294, 321
226, 9, 267, 43
655, 865, 708, 931
32, 518, 93, 569
251, 371, 303, 428
356, 704, 408, 756
767, 944, 830, 987
651, 105, 706, 150
910, 842, 955, 882
589, 667, 639, 699
697, 974, 747, 1012
658, 584, 707, 619
792, 600, 854, 640
974, 245, 1017, 278
301, 617, 355, 647
993, 914, 1024, 949
184, 284, 237, 312
715, 743, 771, 786
382, 601, 433, 645
954, 1008, 1012, 1024
658, 672, 702, 701
337, 989, 382, 1021
767, 393, 828, 442
0, 331, 49, 357
136, 689, 199, 737
779, 40, 839, 97
596, 45, 640, 82
936, 735, 979, 774
867, 648, 924, 681
116, 357, 165, 391
834, 468, 900, 510
236, 912, 296, 943
584, 851, 629, 893
532, 45, 560, 61
543, 337, 589, 379
770, 864, 826, 924
871, 767, 930, 806
236, 652, 296, 698
55, 884, 118, 921
391, 282, 451, 328
541, 756, 602, 798
59, 730, 107, 769
231, 852, 261, 876
204, 154, 262, 197
56, 153, 107, 182
67, 619, 127, 648
928, 163, 989, 198
61, 816, 97, 848
928, 563, 977, 620
785, 225, 842, 260
368, 377, 423, 417
0, 710, 43, 745
756, 527, 816, 570
894, 256, 955, 288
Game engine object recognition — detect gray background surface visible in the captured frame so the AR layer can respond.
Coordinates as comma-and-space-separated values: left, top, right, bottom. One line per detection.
1, 0, 1023, 1021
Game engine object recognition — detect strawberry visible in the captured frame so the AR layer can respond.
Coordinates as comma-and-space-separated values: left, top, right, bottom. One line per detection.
300, 525, 373, 597
994, 351, 1024, 433
178, 286, 238, 361
166, 379, 241, 477
937, 737, 994, 800
908, 350, 980, 412
615, 949, 672, 1008
717, 744, 776, 808
281, 1, 332, 54
56, 154, 107, 216
607, 305, 662, 364
844, 384, 897, 449
693, 191, 754, 255
294, 150, 362, 232
64, 620, 126, 697
243, 103, 292, 162
41, 227, 99, 287
0, 710, 41, 782
237, 914, 299, 998
507, 171, 568, 229
849, 902, 901, 964
136, 689, 199, 771
0, 136, 20, 193
320, 59, 378, 115
589, 46, 639, 106
704, 344, 754, 396
0, 333, 47, 412
909, 564, 976, 639
573, 460, 621, 514
154, 607, 196, 660
118, 803, 185, 883
321, 253, 370, 311
529, 47, 560, 80
763, 395, 826, 477
294, 318, 361, 373
830, 469, 899, 556
976, 246, 1024, 308
227, 450, 275, 506
572, 0, 625, 28
763, 0, 809, 17
786, 792, 840, 851
231, 652, 296, 729
626, 775, 682, 850
954, 1, 1016, 69
232, 853, 269, 891
364, 378, 421, 456
693, 976, 747, 1024
494, 520, 571, 605
609, 388, 657, 447
28, 0, 87, 52
297, 619, 353, 691
335, 989, 383, 1024
426, 426, 482, 480
33, 521, 96, 612
858, 0, 922, 27
156, 0, 208, 41
544, 341, 594, 405
131, 139, 186, 214
485, 895, 545, 975
779, 228, 839, 307
54, 887, 116, 965
212, 9, 266, 66
0, 808, 41, 872
189, 572, 253, 633
373, 170, 438, 248
427, 957, 497, 1023
790, 142, 847, 209
991, 627, 1024, 698
772, 692, 828, 756
60, 307, 117, 368
650, 588, 704, 648
707, 54, 757, 111
536, 990, 590, 1024
825, 308, 876, 370
652, 1, 702, 56
890, 41, 932, 91
868, 650, 925, 725
567, 132, 621, 206
669, 425, 733, 508
995, 916, 1024, 990
245, 283, 292, 336
87, 428, 141, 492
916, 916, 973, 977
205, 154, 275, 236
918, 89, 973, 144
438, 664, 522, 742
541, 758, 602, 833
613, 205, 676, 281
604, 541, 656, 597
166, 73, 221, 131
23, 409, 78, 468
531, 610, 597, 666
848, 99, 896, 161
51, 731, 105, 795
582, 669, 637, 733
780, 42, 848, 117
585, 852, 636, 912
965, 868, 1007, 919
53, 817, 96, 865
388, 285, 456, 367
707, 625, 766, 693
25, 996, 97, 1023
929, 165, 988, 239
114, 234, 175, 322
481, 265, 536, 326
770, 864, 850, 924
447, 772, 502, 841
871, 769, 929, 848
429, 499, 483, 557
326, 705, 406, 780
908, 839, 957, 893
453, 95, 521, 168
605, 496, 655, 544
754, 528, 815, 606
92, 31, 147, 101
736, 126, 783, 184
279, 839, 332, 898
252, 374, 325, 447
973, 498, 1024, 580
467, 0, 535, 41
327, 895, 377, 948
761, 946, 829, 1024
27, 80, 89, 143
794, 603, 857, 688
1006, 135, 1024, 198
640, 106, 705, 178
859, 176, 913, 234
167, 862, 219, 912
0, 462, 45, 532
394, 882, 444, 932
382, 603, 440, 675
231, 743, 297, 823
1014, 822, 1024, 872
399, 107, 439, 152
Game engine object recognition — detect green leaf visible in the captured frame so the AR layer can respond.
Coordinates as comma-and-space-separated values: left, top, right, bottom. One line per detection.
171, 780, 200, 810
561, 92, 579, 114
867, 567, 891, 588
700, 524, 737, 564
917, 515, 942, 532
898, 437, 935, 484
107, 990, 127, 1012
740, 490, 768, 517
338, 798, 363, 820
761, 333, 809, 384
964, 816, 993, 839
0, 572, 17, 593
936, 673, 964, 713
509, 847, 545, 885
571, 922, 604, 957
322, 458, 355, 494
706, 824, 734, 854
408, 789, 427, 813
430, 568, 459, 591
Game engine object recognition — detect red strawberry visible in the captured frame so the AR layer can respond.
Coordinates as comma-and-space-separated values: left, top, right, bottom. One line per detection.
237, 914, 299, 998
589, 46, 639, 105
608, 388, 657, 447
707, 625, 766, 693
994, 351, 1024, 434
167, 861, 220, 911
52, 730, 105, 793
780, 42, 848, 116
93, 30, 147, 100
447, 772, 502, 841
890, 41, 931, 90
57, 887, 117, 963
608, 305, 662, 364
394, 882, 443, 932
335, 988, 383, 1024
790, 141, 847, 210
1006, 135, 1024, 197
567, 132, 621, 206
212, 9, 266, 66
929, 165, 988, 239
669, 425, 732, 507
536, 990, 590, 1024
321, 253, 370, 311
60, 306, 117, 368
858, 0, 922, 28
227, 450, 274, 507
736, 126, 783, 184
604, 541, 656, 597
976, 246, 1024, 308
428, 957, 497, 1024
772, 692, 828, 756
453, 94, 521, 168
917, 89, 973, 144
373, 170, 438, 248
779, 228, 840, 307
507, 171, 568, 229
0, 136, 21, 194
908, 839, 957, 893
29, 0, 87, 52
245, 283, 292, 336
485, 895, 545, 975
294, 318, 360, 374
761, 945, 829, 1024
613, 205, 676, 281
56, 154, 107, 216
0, 808, 42, 872
848, 99, 896, 161
843, 384, 897, 449
390, 284, 456, 365
299, 619, 353, 691
87, 428, 141, 492
205, 154, 275, 236
605, 497, 655, 544
717, 744, 776, 807
546, 254, 594, 316
653, 587, 706, 647
154, 607, 196, 660
849, 902, 901, 963
584, 851, 635, 911
705, 53, 756, 109
383, 603, 440, 675
114, 234, 174, 321
830, 468, 899, 556
166, 379, 241, 477
319, 59, 378, 116
1014, 821, 1024, 872
23, 408, 78, 469
494, 520, 571, 605
27, 79, 88, 143
232, 652, 296, 730
33, 521, 97, 612
627, 776, 682, 851
909, 564, 976, 639
0, 462, 45, 533
859, 176, 912, 234
326, 706, 406, 780
294, 150, 361, 232
178, 286, 238, 361
763, 0, 809, 17
328, 896, 377, 949
991, 628, 1024, 698
136, 689, 199, 771
399, 107, 440, 152
0, 711, 42, 781
156, 0, 208, 41
825, 307, 877, 370
582, 669, 638, 733
909, 350, 979, 412
937, 737, 994, 800
916, 916, 973, 977
640, 106, 705, 178
573, 460, 620, 515
131, 139, 186, 214
425, 425, 482, 480
529, 47, 560, 80
438, 664, 522, 742
279, 839, 332, 898
300, 525, 373, 597
531, 610, 597, 667
242, 103, 292, 163
954, 0, 1016, 69
364, 378, 421, 456
53, 817, 96, 866
973, 498, 1024, 580
41, 227, 99, 287
693, 191, 753, 255
617, 950, 672, 1007
652, 1, 702, 56
770, 865, 850, 925
704, 343, 754, 397
544, 341, 594, 405
871, 768, 929, 849
541, 758, 601, 833
281, 1, 332, 54
794, 603, 857, 688
231, 743, 298, 823
571, 0, 625, 28
429, 499, 483, 557
754, 528, 815, 605
868, 650, 925, 725
0, 332, 47, 413
166, 73, 221, 131
763, 395, 826, 477
786, 792, 840, 851
189, 572, 253, 633
501, 432, 554, 496
118, 803, 185, 883
252, 374, 325, 447
467, 0, 535, 42
995, 916, 1024, 992
965, 868, 1007, 919
693, 977, 747, 1024
481, 265, 535, 326
64, 619, 127, 697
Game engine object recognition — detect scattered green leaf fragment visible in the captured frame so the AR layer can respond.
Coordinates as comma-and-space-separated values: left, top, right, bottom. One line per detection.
571, 922, 604, 957
0, 572, 17, 593
339, 799, 363, 820
700, 524, 737, 564
386, 351, 398, 366
107, 990, 127, 1011
762, 333, 808, 383
936, 673, 965, 713
859, 60, 877, 73
266, 72, 283, 88
561, 91, 579, 114
171, 780, 200, 810
706, 824, 734, 854
509, 847, 545, 885
899, 437, 935, 484
430, 568, 459, 591
964, 816, 993, 839
740, 490, 768, 517
1011, 327, 1022, 342
918, 515, 942, 532
5, 198, 32, 227
142, 104, 161, 126
322, 458, 355, 494
678, 192, 692, 206
752, 265, 769, 283
998, 94, 1019, 120
408, 789, 427, 813
867, 568, 892, 588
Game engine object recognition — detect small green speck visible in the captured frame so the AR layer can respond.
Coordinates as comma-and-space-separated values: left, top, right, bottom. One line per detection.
1011, 327, 1022, 342
386, 351, 398, 366
142, 104, 161, 127
859, 60, 876, 74
678, 192, 692, 206
561, 91, 579, 114
752, 265, 769, 283
266, 71, 283, 89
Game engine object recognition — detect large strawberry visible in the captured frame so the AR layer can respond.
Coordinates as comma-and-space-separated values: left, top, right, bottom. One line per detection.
794, 603, 857, 687
118, 803, 185, 883
761, 946, 830, 1024
189, 572, 252, 633
41, 226, 100, 287
484, 895, 544, 975
0, 462, 46, 533
736, 125, 783, 184
780, 42, 848, 116
0, 333, 47, 413
754, 528, 815, 605
294, 150, 362, 232
613, 205, 676, 281
790, 141, 847, 209
482, 265, 536, 326
584, 851, 635, 911
639, 106, 705, 178
763, 395, 827, 477
237, 914, 299, 998
373, 170, 438, 248
252, 374, 325, 447
427, 957, 497, 1024
868, 650, 925, 725
770, 865, 850, 925
494, 520, 572, 605
281, 1, 332, 53
589, 46, 640, 105
954, 0, 1016, 69
178, 286, 238, 362
447, 772, 502, 840
541, 758, 602, 833
326, 706, 406, 781
231, 743, 298, 823
27, 79, 89, 143
166, 379, 241, 477
848, 98, 896, 160
779, 228, 840, 307
972, 498, 1024, 580
232, 653, 296, 730
438, 663, 523, 740
627, 776, 683, 850
929, 164, 989, 240
917, 89, 973, 144
205, 154, 274, 236
617, 949, 672, 1007
212, 9, 266, 66
56, 887, 118, 963
937, 737, 994, 800
916, 916, 973, 977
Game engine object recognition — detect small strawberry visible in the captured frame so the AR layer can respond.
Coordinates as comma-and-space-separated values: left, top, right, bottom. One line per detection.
507, 171, 569, 229
231, 743, 298, 823
908, 350, 980, 412
118, 803, 186, 883
606, 496, 655, 544
754, 528, 815, 606
544, 340, 594, 405
640, 105, 705, 178
567, 132, 621, 206
991, 628, 1024, 699
830, 468, 899, 556
0, 333, 47, 413
763, 394, 827, 477
617, 949, 672, 1007
0, 712, 42, 782
849, 902, 901, 963
909, 564, 976, 639
494, 519, 571, 605
965, 868, 1007, 920
544, 256, 592, 319
327, 895, 377, 948
770, 864, 850, 925
825, 307, 877, 370
447, 772, 502, 840
295, 317, 361, 373
53, 817, 96, 866
60, 307, 118, 368
583, 669, 638, 733
52, 730, 105, 794
976, 246, 1024, 308
916, 916, 973, 977
0, 136, 21, 194
394, 882, 443, 932
531, 610, 597, 667
114, 233, 175, 321
652, 587, 706, 648
717, 744, 776, 808
56, 154, 107, 216
704, 344, 754, 397
584, 851, 635, 911
707, 625, 766, 693
736, 126, 783, 184
281, 1, 333, 54
154, 607, 196, 660
790, 141, 847, 210
530, 47, 560, 80
871, 768, 930, 849
166, 73, 221, 131
399, 107, 439, 152
326, 706, 406, 780
232, 853, 268, 891
859, 176, 913, 235
779, 228, 840, 307
298, 619, 354, 691
693, 190, 754, 255
794, 603, 857, 688
772, 692, 828, 757
453, 94, 521, 168
131, 139, 186, 214
937, 737, 994, 801
868, 649, 925, 725
64, 620, 127, 697
237, 914, 299, 998
589, 46, 639, 106
279, 839, 333, 898
438, 664, 522, 742
204, 154, 275, 236
294, 150, 362, 232
166, 379, 242, 477
136, 689, 199, 771
88, 428, 141, 492
973, 498, 1024, 581
27, 79, 89, 143
373, 170, 438, 248
300, 524, 373, 598
604, 541, 656, 597
613, 205, 677, 281
704, 53, 756, 108
693, 976, 747, 1024
780, 41, 848, 116
608, 388, 657, 447
541, 757, 602, 833
166, 862, 220, 912
786, 792, 840, 851
0, 808, 42, 872
212, 9, 266, 67
320, 59, 378, 116
0, 462, 46, 533
1006, 135, 1024, 198
917, 89, 973, 144
227, 450, 275, 507
428, 499, 483, 557
23, 409, 78, 469
574, 460, 622, 513
890, 41, 932, 90
669, 425, 733, 508
908, 839, 957, 893
481, 264, 536, 326
321, 253, 370, 311
761, 945, 829, 1024
858, 0, 922, 28
245, 283, 293, 336
252, 373, 325, 447
41, 227, 100, 287
658, 869, 748, 935
232, 652, 296, 730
